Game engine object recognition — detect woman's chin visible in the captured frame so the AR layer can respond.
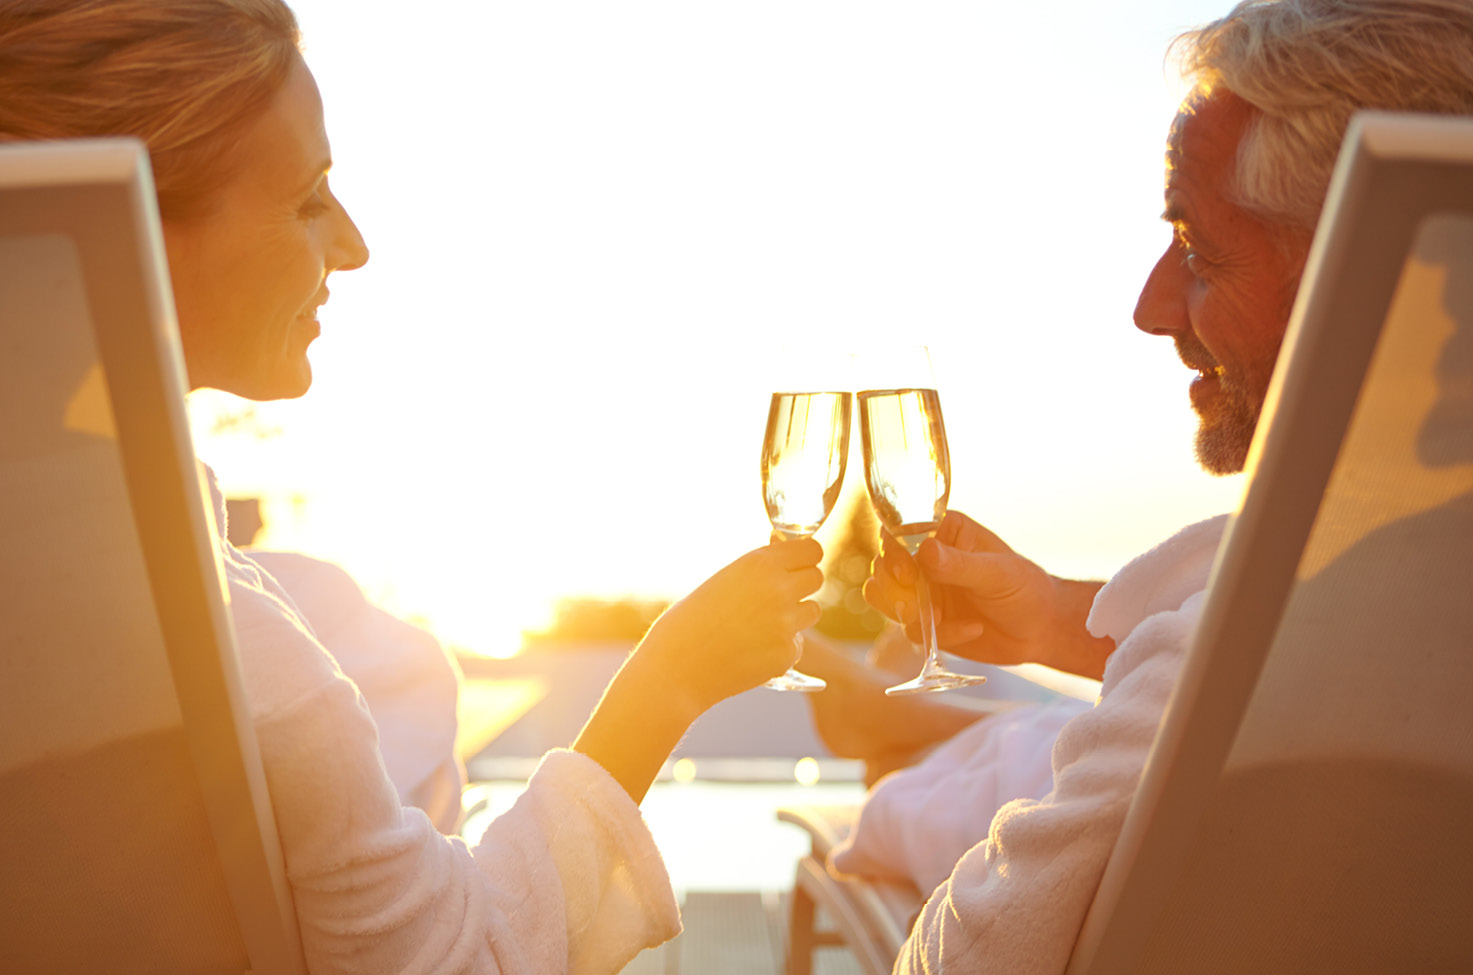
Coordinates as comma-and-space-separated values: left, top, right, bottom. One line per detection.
217, 359, 314, 401
268, 364, 314, 400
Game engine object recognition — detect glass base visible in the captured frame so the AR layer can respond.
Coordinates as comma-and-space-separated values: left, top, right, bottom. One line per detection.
766, 668, 827, 692
884, 671, 987, 696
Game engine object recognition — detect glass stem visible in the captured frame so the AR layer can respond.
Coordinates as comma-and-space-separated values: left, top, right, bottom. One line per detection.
916, 566, 943, 673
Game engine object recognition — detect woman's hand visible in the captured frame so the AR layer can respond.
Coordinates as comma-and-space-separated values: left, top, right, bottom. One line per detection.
573, 537, 822, 802
862, 511, 1113, 679
631, 536, 824, 720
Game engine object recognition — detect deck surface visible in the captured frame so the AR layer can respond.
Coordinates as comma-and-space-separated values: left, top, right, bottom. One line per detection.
622, 891, 863, 975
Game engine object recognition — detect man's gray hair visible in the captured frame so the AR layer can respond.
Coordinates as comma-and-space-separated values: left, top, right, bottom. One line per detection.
1175, 0, 1473, 234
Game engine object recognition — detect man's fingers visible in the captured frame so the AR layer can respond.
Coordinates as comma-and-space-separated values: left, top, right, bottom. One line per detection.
862, 577, 915, 623
920, 544, 1016, 595
935, 619, 987, 646
876, 530, 918, 584
936, 511, 1013, 554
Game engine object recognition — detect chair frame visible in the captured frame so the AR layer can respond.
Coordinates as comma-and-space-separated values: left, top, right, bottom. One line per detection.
0, 139, 307, 974
779, 805, 922, 975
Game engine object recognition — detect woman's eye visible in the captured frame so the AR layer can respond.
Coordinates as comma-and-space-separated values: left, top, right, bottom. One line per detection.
298, 178, 335, 219
299, 195, 330, 219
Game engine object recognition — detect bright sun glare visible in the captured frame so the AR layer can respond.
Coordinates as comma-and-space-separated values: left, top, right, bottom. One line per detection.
190, 0, 1244, 658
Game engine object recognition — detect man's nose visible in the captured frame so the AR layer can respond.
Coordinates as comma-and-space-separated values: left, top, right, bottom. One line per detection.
1134, 244, 1191, 336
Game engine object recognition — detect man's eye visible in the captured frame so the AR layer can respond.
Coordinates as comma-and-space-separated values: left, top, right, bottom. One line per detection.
1175, 233, 1207, 275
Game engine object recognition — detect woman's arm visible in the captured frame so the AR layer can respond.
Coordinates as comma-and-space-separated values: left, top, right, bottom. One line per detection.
574, 537, 823, 802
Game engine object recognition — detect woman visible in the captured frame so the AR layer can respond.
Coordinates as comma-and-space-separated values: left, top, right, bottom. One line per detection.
0, 1, 824, 971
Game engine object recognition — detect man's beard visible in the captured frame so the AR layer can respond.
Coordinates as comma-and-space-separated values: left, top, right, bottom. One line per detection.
1194, 387, 1261, 475
1175, 333, 1264, 476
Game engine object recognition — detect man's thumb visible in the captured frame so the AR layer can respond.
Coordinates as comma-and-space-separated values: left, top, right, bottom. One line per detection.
926, 543, 1003, 589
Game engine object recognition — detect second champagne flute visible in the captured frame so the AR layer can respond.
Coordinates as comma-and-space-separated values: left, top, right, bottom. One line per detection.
858, 386, 987, 695
759, 390, 851, 691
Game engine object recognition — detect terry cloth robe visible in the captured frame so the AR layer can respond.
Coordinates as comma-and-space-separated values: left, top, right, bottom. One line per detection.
829, 695, 1092, 895
245, 549, 466, 834
206, 467, 680, 975
894, 513, 1228, 975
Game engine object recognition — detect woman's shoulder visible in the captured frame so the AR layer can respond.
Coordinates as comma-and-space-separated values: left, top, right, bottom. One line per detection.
221, 542, 350, 720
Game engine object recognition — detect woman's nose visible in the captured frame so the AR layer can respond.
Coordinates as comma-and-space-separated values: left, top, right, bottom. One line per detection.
330, 198, 369, 272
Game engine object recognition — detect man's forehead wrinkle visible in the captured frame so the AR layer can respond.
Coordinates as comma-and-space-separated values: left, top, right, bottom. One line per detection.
1164, 145, 1181, 186
1181, 83, 1212, 115
1168, 84, 1228, 158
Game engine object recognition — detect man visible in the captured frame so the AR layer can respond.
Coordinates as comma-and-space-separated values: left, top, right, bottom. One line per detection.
827, 2, 1473, 971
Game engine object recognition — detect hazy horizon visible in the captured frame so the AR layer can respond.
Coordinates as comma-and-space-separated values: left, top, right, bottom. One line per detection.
191, 0, 1244, 657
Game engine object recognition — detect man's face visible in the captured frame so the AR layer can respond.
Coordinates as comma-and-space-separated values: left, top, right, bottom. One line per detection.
1134, 88, 1306, 475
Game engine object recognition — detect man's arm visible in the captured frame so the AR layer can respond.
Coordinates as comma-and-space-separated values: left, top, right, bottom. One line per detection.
894, 592, 1198, 973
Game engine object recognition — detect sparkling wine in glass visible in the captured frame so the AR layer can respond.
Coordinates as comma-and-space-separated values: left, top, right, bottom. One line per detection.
760, 390, 851, 691
858, 386, 987, 695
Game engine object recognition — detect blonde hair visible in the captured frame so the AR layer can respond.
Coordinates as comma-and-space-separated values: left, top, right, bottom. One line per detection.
1175, 0, 1473, 232
0, 0, 302, 220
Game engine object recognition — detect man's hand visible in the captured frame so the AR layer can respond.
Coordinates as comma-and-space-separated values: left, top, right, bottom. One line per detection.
863, 511, 1114, 679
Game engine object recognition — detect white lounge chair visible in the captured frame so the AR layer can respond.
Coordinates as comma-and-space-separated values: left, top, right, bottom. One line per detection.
778, 110, 1473, 975
0, 140, 308, 974
778, 804, 922, 975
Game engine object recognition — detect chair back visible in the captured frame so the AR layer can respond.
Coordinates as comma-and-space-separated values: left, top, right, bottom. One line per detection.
1066, 112, 1473, 975
0, 140, 307, 974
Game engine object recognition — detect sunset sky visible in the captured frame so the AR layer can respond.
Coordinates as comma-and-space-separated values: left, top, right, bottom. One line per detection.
189, 0, 1245, 656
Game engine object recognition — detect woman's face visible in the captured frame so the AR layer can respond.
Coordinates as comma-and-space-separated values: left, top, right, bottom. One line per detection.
163, 56, 368, 400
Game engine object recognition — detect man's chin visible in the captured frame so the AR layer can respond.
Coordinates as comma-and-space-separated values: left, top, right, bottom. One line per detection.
1193, 416, 1255, 476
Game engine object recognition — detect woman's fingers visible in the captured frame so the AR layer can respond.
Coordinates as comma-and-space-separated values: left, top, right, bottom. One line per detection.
788, 565, 824, 598
767, 535, 824, 570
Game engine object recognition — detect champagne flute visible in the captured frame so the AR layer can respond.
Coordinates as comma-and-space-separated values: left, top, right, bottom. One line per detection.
760, 390, 851, 691
858, 384, 987, 695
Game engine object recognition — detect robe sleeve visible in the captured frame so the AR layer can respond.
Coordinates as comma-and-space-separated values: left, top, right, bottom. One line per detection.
894, 595, 1202, 975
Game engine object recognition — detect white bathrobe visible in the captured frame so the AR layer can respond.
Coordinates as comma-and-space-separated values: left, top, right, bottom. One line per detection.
207, 468, 681, 975
244, 549, 467, 834
830, 695, 1093, 895
894, 514, 1228, 975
